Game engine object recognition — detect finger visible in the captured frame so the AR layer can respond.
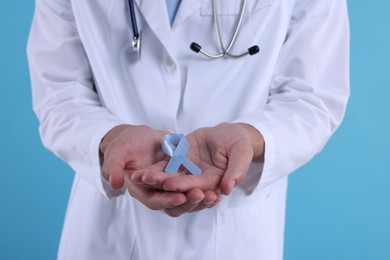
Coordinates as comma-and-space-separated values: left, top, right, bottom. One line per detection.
131, 162, 172, 189
185, 188, 205, 206
130, 170, 144, 185
162, 169, 223, 193
220, 145, 252, 195
164, 188, 205, 217
141, 162, 169, 187
126, 180, 186, 210
202, 190, 220, 207
164, 190, 223, 217
187, 191, 221, 213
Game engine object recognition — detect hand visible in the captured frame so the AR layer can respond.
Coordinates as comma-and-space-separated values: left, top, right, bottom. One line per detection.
100, 124, 220, 217
132, 123, 265, 196
163, 189, 221, 217
164, 123, 264, 195
127, 173, 221, 217
100, 124, 168, 189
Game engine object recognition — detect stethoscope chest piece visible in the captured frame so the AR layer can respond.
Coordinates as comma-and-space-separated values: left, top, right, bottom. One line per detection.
132, 33, 141, 58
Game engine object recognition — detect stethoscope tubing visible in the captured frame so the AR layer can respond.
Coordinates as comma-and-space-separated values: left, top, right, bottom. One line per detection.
213, 0, 247, 58
127, 0, 259, 59
128, 0, 139, 39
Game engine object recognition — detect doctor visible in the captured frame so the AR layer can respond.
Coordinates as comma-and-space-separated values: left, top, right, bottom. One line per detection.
27, 0, 349, 259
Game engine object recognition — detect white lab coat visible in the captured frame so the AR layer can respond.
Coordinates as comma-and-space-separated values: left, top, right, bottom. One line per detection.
27, 0, 349, 259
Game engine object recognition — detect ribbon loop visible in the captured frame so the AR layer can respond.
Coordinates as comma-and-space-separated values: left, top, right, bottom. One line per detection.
162, 133, 202, 176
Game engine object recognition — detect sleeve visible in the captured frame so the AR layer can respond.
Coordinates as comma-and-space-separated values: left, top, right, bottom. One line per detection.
27, 0, 126, 198
235, 0, 350, 189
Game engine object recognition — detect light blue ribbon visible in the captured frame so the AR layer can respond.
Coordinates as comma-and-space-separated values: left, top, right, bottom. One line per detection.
162, 133, 202, 175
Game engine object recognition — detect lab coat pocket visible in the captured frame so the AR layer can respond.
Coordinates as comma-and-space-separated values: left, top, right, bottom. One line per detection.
215, 194, 280, 259
201, 0, 274, 16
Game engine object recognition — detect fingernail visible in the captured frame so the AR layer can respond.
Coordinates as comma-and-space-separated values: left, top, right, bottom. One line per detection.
231, 180, 237, 189
143, 179, 153, 185
130, 175, 142, 185
190, 200, 201, 205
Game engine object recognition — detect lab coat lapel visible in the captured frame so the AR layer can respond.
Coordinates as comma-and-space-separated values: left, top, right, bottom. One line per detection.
134, 0, 173, 54
133, 0, 206, 56
173, 0, 207, 27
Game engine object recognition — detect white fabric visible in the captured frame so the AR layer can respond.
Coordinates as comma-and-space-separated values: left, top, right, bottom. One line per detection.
27, 0, 350, 259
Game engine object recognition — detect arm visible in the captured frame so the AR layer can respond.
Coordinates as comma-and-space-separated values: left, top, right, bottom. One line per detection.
27, 0, 126, 198
28, 0, 221, 214
28, 1, 221, 215
235, 0, 350, 190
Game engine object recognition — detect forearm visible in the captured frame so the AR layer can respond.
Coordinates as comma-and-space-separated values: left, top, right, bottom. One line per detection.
27, 0, 126, 196
235, 0, 349, 189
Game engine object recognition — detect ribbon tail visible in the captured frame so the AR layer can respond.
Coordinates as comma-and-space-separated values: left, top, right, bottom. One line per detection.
165, 158, 182, 174
182, 158, 202, 176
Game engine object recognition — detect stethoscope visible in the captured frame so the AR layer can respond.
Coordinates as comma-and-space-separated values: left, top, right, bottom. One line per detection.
127, 0, 259, 59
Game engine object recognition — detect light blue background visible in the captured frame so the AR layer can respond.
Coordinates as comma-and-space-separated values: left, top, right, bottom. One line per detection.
1, 1, 389, 259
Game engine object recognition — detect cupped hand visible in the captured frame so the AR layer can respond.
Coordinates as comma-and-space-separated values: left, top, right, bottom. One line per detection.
129, 162, 221, 217
100, 124, 220, 217
128, 173, 221, 217
100, 124, 169, 190
132, 123, 264, 196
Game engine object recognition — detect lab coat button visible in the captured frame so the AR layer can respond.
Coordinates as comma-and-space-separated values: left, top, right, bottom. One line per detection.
165, 58, 176, 69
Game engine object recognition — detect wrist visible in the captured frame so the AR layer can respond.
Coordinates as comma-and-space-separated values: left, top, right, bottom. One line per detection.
237, 123, 265, 162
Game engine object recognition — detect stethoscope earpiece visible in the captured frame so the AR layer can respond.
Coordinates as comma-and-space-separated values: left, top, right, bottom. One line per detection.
248, 46, 260, 56
190, 42, 202, 53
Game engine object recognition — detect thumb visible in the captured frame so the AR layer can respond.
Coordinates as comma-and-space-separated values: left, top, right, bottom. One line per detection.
104, 161, 125, 190
219, 145, 252, 195
101, 148, 127, 190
